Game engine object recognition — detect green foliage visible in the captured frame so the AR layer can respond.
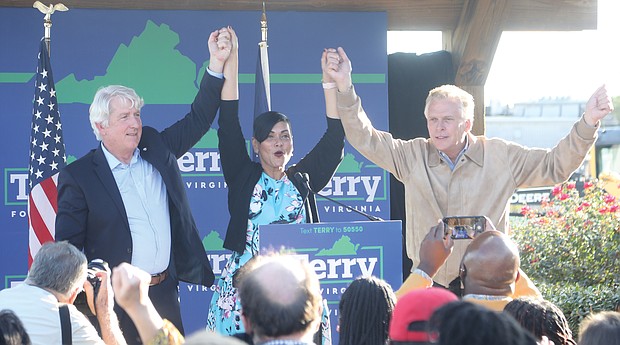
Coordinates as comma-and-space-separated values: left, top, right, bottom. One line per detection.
511, 180, 620, 286
510, 180, 620, 335
537, 282, 620, 338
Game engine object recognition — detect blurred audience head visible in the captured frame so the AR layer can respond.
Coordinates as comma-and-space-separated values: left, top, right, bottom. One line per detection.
26, 241, 87, 301
0, 310, 31, 345
338, 276, 396, 345
504, 297, 576, 345
237, 254, 322, 343
428, 301, 537, 345
389, 287, 458, 345
460, 230, 520, 296
578, 311, 620, 345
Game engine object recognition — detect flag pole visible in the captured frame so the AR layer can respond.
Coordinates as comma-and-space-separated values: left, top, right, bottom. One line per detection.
253, 1, 272, 161
257, 1, 271, 111
32, 1, 69, 56
28, 1, 68, 266
260, 1, 268, 44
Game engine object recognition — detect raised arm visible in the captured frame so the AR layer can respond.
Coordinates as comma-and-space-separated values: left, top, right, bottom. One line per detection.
508, 85, 613, 188
221, 26, 238, 101
395, 221, 454, 298
83, 268, 127, 345
583, 84, 614, 126
323, 47, 420, 182
218, 26, 251, 184
321, 48, 339, 119
159, 27, 232, 156
112, 263, 183, 344
287, 49, 347, 191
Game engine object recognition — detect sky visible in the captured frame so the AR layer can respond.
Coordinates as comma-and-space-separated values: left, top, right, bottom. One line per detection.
387, 0, 620, 106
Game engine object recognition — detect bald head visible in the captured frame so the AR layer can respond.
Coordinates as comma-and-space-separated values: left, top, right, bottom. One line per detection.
238, 255, 322, 341
460, 230, 520, 296
253, 258, 315, 305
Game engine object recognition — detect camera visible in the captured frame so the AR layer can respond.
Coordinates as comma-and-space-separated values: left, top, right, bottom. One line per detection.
74, 259, 108, 317
86, 259, 108, 299
443, 216, 486, 239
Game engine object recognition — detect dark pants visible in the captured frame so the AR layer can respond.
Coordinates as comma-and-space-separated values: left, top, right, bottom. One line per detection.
116, 270, 184, 345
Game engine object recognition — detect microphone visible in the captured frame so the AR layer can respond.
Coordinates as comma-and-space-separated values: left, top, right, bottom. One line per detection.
293, 172, 383, 222
293, 173, 311, 222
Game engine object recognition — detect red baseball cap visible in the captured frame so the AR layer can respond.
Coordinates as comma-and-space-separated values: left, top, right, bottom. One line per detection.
389, 288, 458, 342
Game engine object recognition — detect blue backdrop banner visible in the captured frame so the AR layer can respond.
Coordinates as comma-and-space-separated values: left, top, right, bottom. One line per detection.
1, 8, 390, 335
261, 220, 403, 343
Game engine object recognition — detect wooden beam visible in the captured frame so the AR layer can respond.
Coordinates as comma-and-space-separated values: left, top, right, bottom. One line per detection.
450, 0, 509, 135
1, 0, 596, 31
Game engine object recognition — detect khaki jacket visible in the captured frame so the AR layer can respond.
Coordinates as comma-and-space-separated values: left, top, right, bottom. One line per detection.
337, 86, 598, 286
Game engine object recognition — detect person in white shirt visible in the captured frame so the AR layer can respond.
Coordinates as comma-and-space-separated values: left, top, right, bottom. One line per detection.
0, 241, 125, 345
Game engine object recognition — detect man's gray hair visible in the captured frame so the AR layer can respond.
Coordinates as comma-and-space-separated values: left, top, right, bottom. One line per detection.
26, 241, 87, 296
424, 84, 475, 126
89, 85, 144, 140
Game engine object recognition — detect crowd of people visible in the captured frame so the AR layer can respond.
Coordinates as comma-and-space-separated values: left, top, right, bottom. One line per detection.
1, 25, 618, 345
1, 240, 617, 345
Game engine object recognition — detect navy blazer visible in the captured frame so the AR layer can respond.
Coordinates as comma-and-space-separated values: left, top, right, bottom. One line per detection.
55, 73, 223, 286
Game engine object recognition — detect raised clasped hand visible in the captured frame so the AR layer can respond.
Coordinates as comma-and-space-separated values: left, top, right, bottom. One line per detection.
208, 27, 233, 73
324, 47, 352, 92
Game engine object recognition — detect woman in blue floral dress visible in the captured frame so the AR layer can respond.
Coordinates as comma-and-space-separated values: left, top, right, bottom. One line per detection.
206, 29, 344, 343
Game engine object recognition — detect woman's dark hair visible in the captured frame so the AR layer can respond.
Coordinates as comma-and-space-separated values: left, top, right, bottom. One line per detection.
253, 111, 291, 143
504, 297, 576, 345
338, 276, 396, 345
0, 310, 31, 345
428, 301, 537, 345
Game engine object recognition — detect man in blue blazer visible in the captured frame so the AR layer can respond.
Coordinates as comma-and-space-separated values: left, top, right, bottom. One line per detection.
55, 28, 233, 344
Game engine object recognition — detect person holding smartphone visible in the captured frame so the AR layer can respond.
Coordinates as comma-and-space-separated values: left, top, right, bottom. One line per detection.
400, 219, 540, 309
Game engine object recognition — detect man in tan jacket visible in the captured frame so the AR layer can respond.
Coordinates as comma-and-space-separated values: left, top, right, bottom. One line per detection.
322, 47, 614, 290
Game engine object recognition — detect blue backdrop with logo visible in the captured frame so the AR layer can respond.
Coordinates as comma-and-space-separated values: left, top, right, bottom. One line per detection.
0, 7, 390, 335
261, 220, 402, 343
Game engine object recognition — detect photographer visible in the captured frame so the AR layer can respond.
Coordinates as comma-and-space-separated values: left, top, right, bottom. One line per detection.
0, 241, 126, 345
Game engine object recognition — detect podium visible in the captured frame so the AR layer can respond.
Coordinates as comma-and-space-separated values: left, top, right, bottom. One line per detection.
260, 220, 402, 341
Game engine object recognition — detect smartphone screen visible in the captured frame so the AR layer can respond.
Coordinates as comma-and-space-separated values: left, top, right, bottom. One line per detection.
442, 216, 486, 239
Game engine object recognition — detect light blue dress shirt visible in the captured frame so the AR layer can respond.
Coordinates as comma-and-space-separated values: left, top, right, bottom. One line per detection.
438, 135, 470, 171
101, 144, 171, 274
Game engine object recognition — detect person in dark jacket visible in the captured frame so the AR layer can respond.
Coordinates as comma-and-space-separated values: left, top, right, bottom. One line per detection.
206, 29, 345, 341
56, 27, 234, 344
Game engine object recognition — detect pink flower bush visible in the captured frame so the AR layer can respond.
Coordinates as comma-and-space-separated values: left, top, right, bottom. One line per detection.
511, 179, 620, 287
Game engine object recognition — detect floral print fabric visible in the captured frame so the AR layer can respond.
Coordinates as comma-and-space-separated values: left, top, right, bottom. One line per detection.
207, 172, 305, 334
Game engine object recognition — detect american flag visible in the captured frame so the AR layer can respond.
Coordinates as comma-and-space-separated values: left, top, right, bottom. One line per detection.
27, 40, 66, 267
